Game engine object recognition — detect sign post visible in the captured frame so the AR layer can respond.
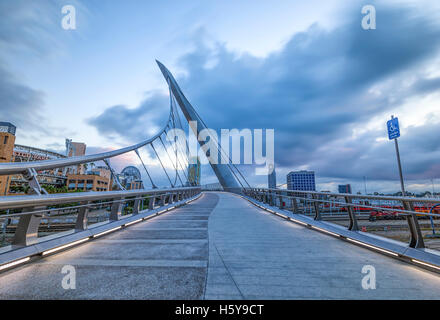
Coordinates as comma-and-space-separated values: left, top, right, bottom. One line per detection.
387, 115, 406, 196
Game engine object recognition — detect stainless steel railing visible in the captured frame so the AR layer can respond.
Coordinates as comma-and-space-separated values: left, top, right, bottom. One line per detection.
0, 187, 201, 248
237, 187, 440, 249
0, 129, 167, 176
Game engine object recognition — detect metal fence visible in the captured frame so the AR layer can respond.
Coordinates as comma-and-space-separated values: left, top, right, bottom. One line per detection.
239, 187, 440, 250
0, 187, 201, 249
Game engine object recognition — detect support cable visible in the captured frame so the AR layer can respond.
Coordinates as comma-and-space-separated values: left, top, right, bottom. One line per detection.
103, 158, 125, 190
163, 128, 190, 187
150, 142, 174, 188
134, 148, 157, 189
169, 86, 249, 188
158, 136, 184, 187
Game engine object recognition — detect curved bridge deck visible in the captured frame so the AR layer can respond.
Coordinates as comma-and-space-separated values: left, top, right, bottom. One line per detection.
1, 192, 440, 299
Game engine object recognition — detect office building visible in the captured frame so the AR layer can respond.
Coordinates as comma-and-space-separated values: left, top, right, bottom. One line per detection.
338, 184, 352, 194
0, 122, 16, 195
268, 166, 276, 189
127, 180, 143, 190
67, 173, 110, 192
286, 170, 316, 191
65, 139, 87, 174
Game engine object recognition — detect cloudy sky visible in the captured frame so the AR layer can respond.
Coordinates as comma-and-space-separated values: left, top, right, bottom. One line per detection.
0, 0, 439, 193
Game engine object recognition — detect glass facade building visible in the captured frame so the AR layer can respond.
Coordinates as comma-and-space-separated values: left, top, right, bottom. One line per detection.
338, 184, 352, 194
286, 170, 316, 191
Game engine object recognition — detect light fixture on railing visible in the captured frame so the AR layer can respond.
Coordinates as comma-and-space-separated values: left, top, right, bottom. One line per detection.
124, 219, 143, 227
42, 238, 90, 256
345, 238, 398, 257
94, 226, 122, 238
411, 259, 440, 271
0, 257, 30, 271
311, 226, 341, 237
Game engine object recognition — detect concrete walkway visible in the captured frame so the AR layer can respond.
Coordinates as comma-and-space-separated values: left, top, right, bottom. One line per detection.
0, 193, 218, 299
205, 192, 440, 299
1, 191, 440, 299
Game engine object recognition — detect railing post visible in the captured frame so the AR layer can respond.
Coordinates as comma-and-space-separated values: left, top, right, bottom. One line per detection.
291, 193, 299, 214
269, 190, 274, 206
110, 198, 123, 221
149, 196, 155, 210
344, 196, 359, 231
12, 207, 44, 247
140, 196, 145, 211
278, 191, 284, 209
402, 200, 425, 248
75, 201, 90, 231
312, 194, 322, 221
133, 198, 141, 214
160, 194, 165, 206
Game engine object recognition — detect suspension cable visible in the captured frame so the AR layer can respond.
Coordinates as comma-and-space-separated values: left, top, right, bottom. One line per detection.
162, 128, 189, 181
169, 85, 250, 188
150, 142, 174, 188
158, 136, 184, 187
134, 149, 157, 189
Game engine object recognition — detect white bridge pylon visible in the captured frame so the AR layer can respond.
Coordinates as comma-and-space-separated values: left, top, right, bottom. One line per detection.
157, 60, 245, 190
0, 61, 248, 194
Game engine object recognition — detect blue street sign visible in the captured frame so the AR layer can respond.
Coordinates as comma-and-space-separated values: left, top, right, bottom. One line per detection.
387, 117, 400, 140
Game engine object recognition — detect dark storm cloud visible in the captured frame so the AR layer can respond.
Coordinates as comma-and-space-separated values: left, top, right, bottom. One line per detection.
0, 66, 49, 134
88, 2, 440, 187
175, 3, 440, 183
307, 122, 440, 181
86, 93, 170, 143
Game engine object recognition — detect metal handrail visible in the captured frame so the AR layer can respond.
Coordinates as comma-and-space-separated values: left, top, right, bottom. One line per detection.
272, 192, 440, 218
0, 187, 198, 210
250, 187, 440, 205
0, 187, 201, 250
0, 190, 187, 218
0, 105, 173, 176
238, 187, 440, 249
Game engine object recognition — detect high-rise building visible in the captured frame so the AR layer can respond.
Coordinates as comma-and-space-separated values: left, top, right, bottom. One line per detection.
188, 156, 201, 186
268, 166, 276, 189
338, 184, 352, 194
66, 139, 86, 157
286, 170, 316, 191
0, 122, 16, 195
65, 139, 87, 174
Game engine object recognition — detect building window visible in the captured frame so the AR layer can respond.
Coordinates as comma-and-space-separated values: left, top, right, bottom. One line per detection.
3, 136, 8, 144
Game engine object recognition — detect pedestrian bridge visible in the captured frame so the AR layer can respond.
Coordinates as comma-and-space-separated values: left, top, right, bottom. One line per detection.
1, 192, 440, 300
